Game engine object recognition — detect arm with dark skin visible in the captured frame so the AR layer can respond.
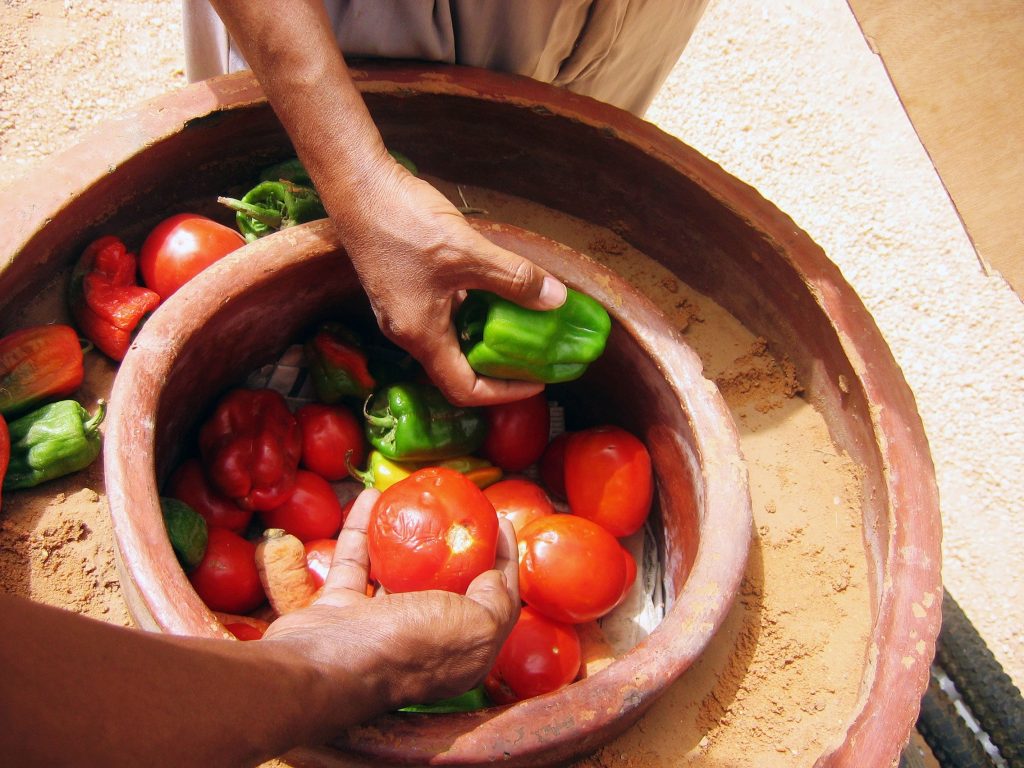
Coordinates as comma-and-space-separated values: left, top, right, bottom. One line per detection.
207, 0, 567, 406
0, 490, 520, 766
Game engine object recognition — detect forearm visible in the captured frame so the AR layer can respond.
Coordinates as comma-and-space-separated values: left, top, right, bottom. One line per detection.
0, 594, 358, 766
208, 0, 395, 248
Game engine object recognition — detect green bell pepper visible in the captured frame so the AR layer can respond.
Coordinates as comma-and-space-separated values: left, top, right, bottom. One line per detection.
455, 288, 611, 383
398, 685, 489, 714
218, 180, 326, 242
2, 399, 105, 490
363, 383, 486, 462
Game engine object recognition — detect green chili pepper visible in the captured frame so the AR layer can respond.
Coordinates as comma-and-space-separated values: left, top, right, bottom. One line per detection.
455, 288, 611, 384
2, 399, 105, 490
363, 383, 486, 462
218, 180, 327, 242
305, 323, 377, 404
398, 685, 489, 714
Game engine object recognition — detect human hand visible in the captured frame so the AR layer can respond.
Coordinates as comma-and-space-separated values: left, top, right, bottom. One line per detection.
335, 159, 567, 406
261, 488, 520, 727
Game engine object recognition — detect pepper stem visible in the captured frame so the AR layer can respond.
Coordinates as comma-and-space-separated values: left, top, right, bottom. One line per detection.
84, 399, 107, 434
345, 449, 374, 489
216, 196, 284, 228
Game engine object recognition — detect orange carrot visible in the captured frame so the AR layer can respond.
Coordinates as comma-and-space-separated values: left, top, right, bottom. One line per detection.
255, 528, 321, 615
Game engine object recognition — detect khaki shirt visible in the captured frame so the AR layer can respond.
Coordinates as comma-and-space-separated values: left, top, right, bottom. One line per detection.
183, 0, 708, 115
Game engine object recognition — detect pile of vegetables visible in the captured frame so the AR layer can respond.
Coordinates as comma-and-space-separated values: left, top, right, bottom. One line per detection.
159, 295, 654, 713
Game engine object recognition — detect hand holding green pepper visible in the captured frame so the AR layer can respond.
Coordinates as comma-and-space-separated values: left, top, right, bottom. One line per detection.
456, 288, 611, 383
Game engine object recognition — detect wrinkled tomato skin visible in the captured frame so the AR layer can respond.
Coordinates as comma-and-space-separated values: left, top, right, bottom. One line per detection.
538, 432, 571, 501
304, 538, 337, 589
484, 477, 555, 536
518, 514, 629, 624
296, 403, 366, 482
368, 467, 498, 594
484, 606, 581, 704
188, 528, 265, 614
261, 470, 343, 542
481, 393, 550, 472
139, 213, 244, 300
563, 425, 653, 537
167, 458, 253, 534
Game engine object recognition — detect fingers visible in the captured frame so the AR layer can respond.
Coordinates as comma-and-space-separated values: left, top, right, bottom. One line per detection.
494, 518, 520, 598
419, 326, 544, 406
464, 518, 521, 635
465, 236, 567, 312
315, 488, 379, 607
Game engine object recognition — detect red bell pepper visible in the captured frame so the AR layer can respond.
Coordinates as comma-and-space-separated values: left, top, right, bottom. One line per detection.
69, 235, 161, 361
0, 324, 84, 417
167, 457, 254, 534
198, 388, 302, 512
0, 413, 9, 509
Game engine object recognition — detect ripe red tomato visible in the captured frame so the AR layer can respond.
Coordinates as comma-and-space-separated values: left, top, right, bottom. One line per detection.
261, 469, 343, 542
304, 537, 336, 589
296, 402, 366, 481
563, 425, 653, 537
481, 392, 550, 472
484, 606, 581, 704
368, 466, 498, 594
518, 514, 630, 624
139, 213, 245, 300
188, 528, 265, 614
167, 458, 253, 534
538, 432, 571, 500
484, 477, 555, 536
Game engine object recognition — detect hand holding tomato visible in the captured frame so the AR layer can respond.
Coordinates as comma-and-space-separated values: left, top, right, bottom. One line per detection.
139, 213, 244, 300
368, 467, 499, 594
262, 489, 521, 720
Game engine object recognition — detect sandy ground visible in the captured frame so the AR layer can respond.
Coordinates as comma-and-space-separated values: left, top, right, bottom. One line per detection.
0, 0, 1020, 738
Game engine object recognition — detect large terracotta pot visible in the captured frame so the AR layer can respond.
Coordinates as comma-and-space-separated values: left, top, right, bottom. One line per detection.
0, 64, 941, 767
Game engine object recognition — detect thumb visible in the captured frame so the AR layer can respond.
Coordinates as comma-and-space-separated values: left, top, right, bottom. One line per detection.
464, 569, 520, 637
469, 234, 567, 311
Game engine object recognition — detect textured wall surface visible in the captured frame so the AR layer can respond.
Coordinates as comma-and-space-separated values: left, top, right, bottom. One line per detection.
647, 0, 1023, 687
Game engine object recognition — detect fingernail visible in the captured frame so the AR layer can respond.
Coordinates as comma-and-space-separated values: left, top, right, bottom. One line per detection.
539, 276, 567, 308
